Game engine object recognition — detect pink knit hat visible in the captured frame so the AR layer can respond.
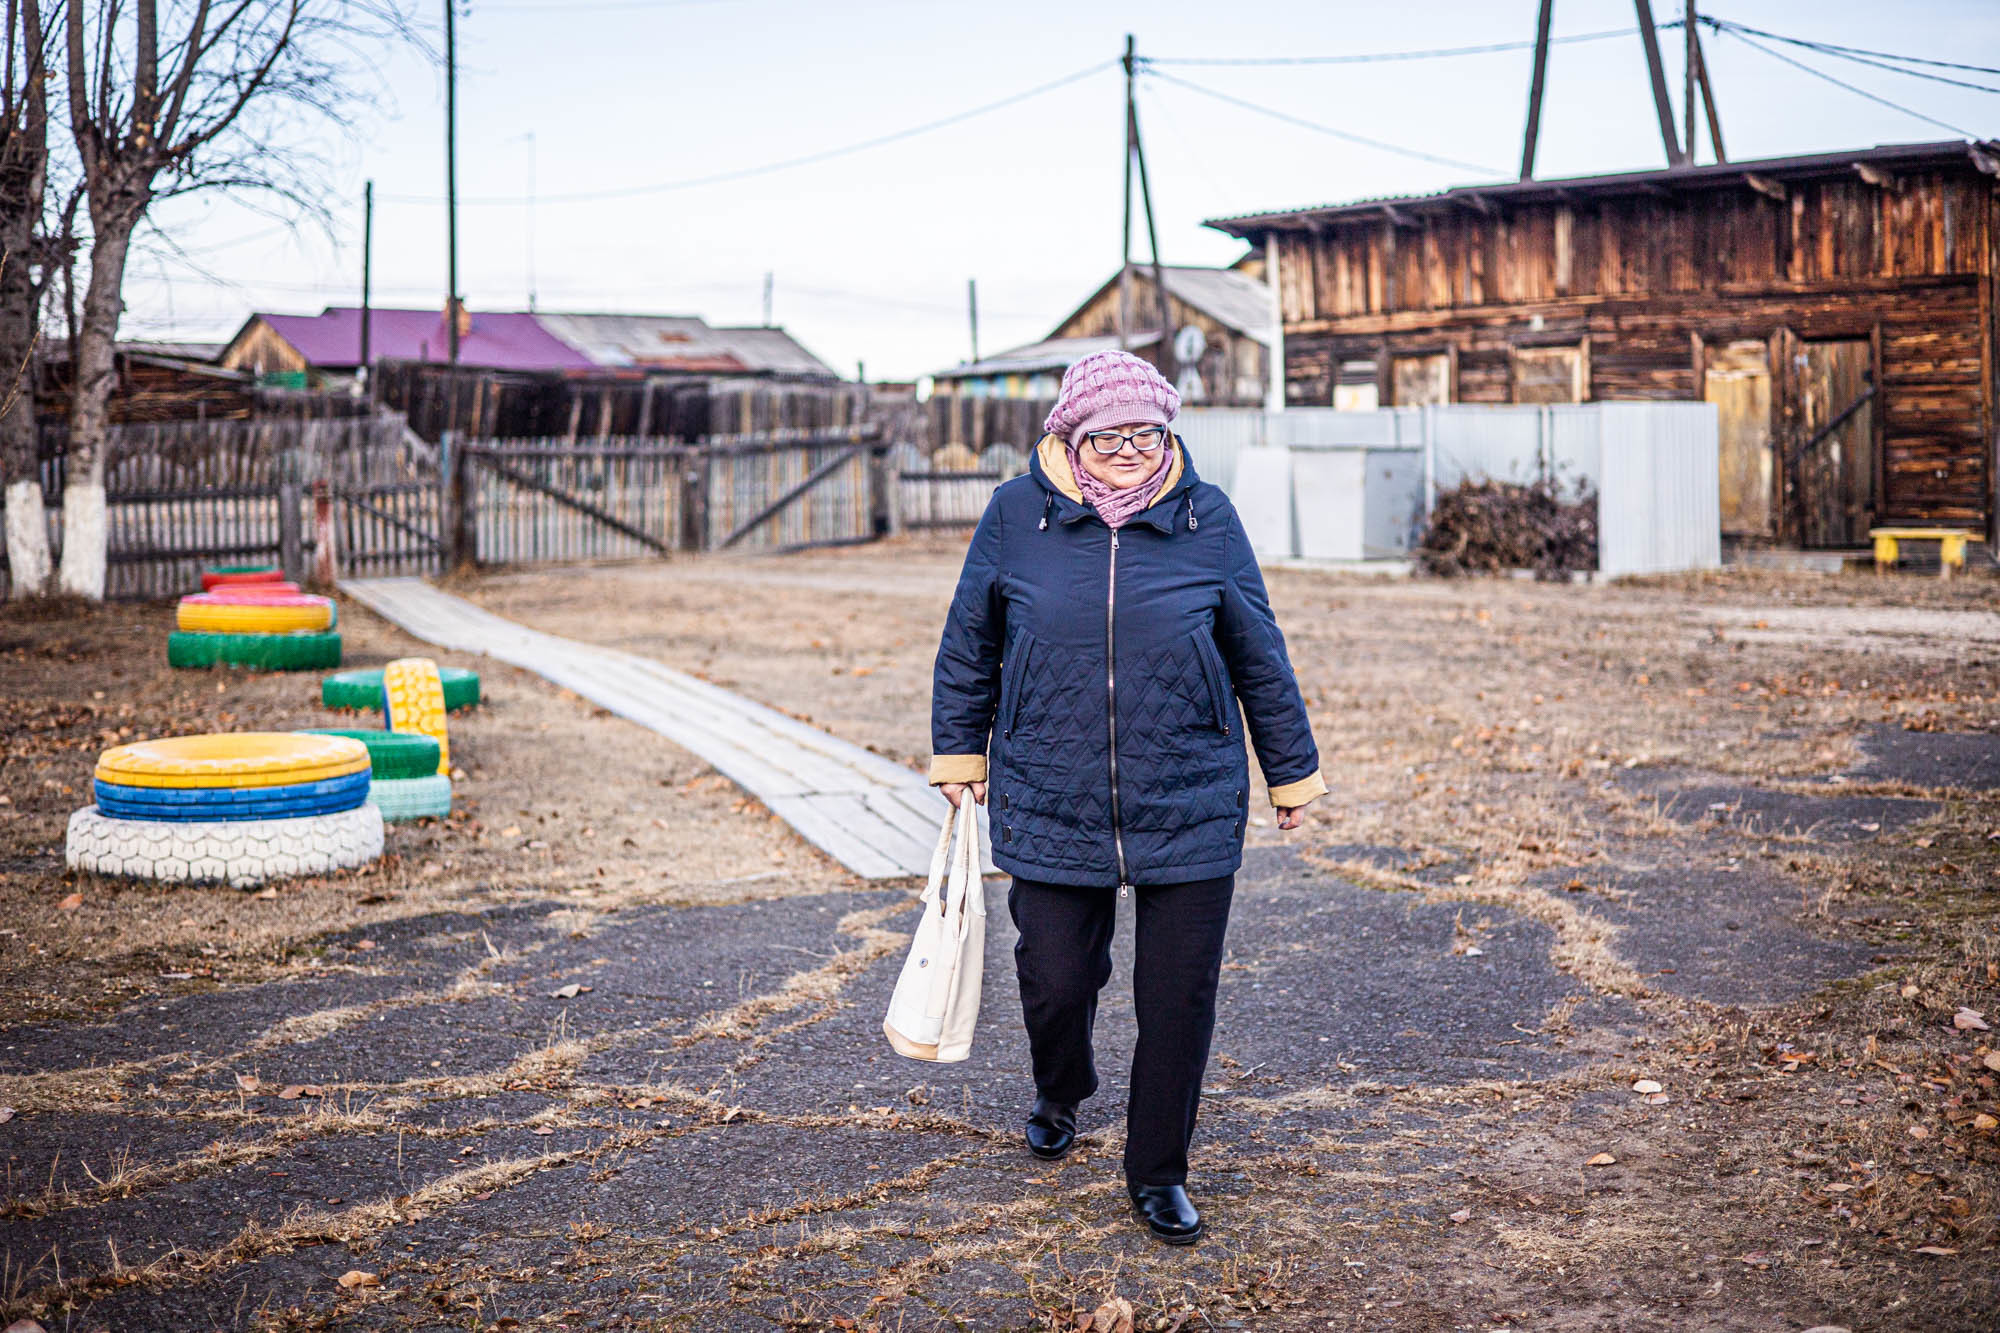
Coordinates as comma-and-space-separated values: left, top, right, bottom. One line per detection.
1043, 349, 1181, 445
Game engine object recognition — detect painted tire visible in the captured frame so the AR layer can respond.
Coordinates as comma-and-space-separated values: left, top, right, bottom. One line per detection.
367, 774, 453, 822
298, 729, 440, 781
94, 768, 372, 822
201, 566, 284, 591
382, 658, 450, 775
65, 803, 385, 889
321, 666, 481, 713
96, 732, 371, 790
177, 595, 333, 634
167, 630, 343, 672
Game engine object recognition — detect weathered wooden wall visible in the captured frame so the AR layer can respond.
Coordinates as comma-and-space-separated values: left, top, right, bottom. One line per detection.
1055, 272, 1269, 406
1267, 168, 1996, 536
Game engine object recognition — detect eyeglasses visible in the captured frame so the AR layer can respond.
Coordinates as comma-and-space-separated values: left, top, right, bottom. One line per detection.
1083, 427, 1167, 455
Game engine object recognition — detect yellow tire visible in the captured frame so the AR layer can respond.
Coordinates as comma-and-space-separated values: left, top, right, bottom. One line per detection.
95, 732, 370, 790
177, 602, 333, 633
382, 658, 451, 775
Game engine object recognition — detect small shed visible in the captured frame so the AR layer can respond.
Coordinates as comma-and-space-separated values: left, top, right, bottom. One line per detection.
1206, 139, 2000, 547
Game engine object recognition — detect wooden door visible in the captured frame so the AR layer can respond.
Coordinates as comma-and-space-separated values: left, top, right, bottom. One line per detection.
1705, 339, 1774, 538
1793, 339, 1876, 548
1511, 344, 1586, 403
1391, 353, 1451, 406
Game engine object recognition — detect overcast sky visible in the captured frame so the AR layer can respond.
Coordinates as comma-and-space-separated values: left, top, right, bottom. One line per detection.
118, 0, 2000, 380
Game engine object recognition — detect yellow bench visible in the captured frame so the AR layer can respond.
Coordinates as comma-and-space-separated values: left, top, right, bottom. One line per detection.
1870, 527, 1976, 578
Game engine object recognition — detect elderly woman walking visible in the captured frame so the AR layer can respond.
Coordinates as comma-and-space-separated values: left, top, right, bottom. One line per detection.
928, 349, 1326, 1244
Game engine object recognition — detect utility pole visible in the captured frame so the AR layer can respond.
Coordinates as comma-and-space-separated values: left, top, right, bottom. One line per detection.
524, 131, 538, 311
360, 181, 374, 392
1690, 3, 1726, 161
1633, 0, 1687, 167
1520, 0, 1553, 179
445, 0, 460, 364
1124, 36, 1175, 382
762, 271, 774, 327
1118, 34, 1135, 351
1683, 0, 1697, 163
967, 278, 980, 364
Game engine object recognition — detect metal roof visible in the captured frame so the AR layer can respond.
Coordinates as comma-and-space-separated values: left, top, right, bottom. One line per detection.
932, 332, 1161, 381
1205, 139, 2000, 237
254, 308, 593, 372
1054, 265, 1275, 344
528, 312, 837, 378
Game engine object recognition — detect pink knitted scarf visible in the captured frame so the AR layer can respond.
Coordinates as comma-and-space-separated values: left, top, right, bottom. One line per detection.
1065, 440, 1173, 530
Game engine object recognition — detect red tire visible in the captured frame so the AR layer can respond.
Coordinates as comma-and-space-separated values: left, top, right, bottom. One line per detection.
201, 568, 286, 591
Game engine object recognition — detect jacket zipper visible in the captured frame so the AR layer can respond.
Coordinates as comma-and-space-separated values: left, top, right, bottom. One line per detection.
1107, 530, 1130, 899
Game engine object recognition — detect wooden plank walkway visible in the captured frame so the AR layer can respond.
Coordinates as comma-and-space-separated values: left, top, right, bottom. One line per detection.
340, 578, 994, 881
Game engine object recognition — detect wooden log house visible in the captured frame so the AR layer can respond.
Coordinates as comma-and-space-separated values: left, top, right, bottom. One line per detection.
1206, 140, 2000, 547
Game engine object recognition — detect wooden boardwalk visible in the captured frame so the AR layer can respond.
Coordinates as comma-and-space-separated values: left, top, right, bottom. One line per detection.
340, 578, 994, 881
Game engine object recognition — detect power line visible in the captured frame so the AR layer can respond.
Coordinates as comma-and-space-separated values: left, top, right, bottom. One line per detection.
1143, 69, 1502, 177
1141, 26, 1643, 67
1717, 27, 1977, 138
379, 58, 1116, 206
1704, 17, 2000, 96
1700, 17, 2000, 80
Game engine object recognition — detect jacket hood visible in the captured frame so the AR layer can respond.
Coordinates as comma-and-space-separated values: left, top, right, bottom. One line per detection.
1027, 431, 1202, 534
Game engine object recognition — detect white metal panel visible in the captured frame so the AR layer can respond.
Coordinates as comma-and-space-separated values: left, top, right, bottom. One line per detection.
1546, 404, 1604, 497
1291, 449, 1367, 560
1231, 447, 1296, 558
1427, 405, 1548, 491
1362, 448, 1427, 557
1178, 407, 1265, 493
1271, 407, 1422, 448
1593, 402, 1721, 577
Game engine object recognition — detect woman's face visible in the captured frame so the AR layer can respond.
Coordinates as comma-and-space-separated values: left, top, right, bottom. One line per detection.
1075, 422, 1166, 490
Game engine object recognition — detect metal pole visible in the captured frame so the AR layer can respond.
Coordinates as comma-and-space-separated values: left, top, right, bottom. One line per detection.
1633, 0, 1687, 167
1520, 0, 1554, 179
445, 0, 460, 365
763, 271, 774, 327
1264, 233, 1284, 412
967, 278, 979, 363
1118, 34, 1134, 350
525, 131, 537, 311
360, 180, 373, 390
1129, 86, 1175, 383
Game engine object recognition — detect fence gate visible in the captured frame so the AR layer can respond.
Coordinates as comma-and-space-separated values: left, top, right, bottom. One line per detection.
330, 427, 447, 578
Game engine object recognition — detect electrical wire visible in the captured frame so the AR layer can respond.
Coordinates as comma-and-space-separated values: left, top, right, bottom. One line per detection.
1717, 27, 1978, 138
1143, 69, 1502, 177
379, 58, 1116, 206
1700, 16, 2000, 80
1141, 26, 1643, 67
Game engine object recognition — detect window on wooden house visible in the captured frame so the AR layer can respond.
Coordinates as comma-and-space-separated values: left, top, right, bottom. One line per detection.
1333, 358, 1380, 411
1510, 344, 1588, 403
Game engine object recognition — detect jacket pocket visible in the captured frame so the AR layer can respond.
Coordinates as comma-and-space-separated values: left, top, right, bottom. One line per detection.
1192, 628, 1233, 735
999, 633, 1035, 739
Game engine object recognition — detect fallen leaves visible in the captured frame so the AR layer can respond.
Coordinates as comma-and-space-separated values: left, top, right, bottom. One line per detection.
1632, 1078, 1664, 1094
55, 892, 82, 911
1952, 1007, 1988, 1032
0, 1107, 13, 1124
1585, 1152, 1618, 1167
547, 983, 593, 1000
336, 1269, 380, 1289
1078, 1297, 1135, 1333
235, 1074, 261, 1094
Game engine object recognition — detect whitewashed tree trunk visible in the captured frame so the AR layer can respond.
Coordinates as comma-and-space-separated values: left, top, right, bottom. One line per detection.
58, 213, 134, 600
3, 478, 51, 595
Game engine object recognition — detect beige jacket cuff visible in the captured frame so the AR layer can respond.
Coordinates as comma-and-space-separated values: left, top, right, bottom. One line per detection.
928, 754, 988, 785
1269, 769, 1329, 808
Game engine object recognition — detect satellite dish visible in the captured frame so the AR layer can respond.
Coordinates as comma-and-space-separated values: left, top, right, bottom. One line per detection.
1173, 324, 1207, 365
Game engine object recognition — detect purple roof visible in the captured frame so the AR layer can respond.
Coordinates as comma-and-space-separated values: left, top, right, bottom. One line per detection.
259, 307, 594, 372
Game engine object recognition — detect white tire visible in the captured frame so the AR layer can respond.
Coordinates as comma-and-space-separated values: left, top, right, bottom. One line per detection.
65, 804, 385, 889
366, 774, 453, 823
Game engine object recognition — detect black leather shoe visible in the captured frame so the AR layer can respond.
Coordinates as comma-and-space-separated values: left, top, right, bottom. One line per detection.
1126, 1181, 1203, 1244
1023, 1096, 1077, 1160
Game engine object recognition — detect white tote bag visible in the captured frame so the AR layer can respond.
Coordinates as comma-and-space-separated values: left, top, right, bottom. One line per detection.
883, 800, 986, 1063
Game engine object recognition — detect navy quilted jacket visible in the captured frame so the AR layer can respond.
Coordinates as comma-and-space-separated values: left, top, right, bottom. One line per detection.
928, 433, 1327, 888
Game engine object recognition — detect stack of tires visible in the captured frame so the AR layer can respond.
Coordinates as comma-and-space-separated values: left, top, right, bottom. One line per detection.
169, 566, 342, 671
318, 658, 476, 822
301, 727, 450, 822
66, 733, 385, 889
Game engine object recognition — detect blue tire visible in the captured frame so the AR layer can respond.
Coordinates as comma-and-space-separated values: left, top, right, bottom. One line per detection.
94, 767, 373, 822
367, 774, 453, 823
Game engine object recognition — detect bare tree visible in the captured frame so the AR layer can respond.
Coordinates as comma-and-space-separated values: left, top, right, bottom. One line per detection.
0, 0, 54, 597
56, 0, 409, 598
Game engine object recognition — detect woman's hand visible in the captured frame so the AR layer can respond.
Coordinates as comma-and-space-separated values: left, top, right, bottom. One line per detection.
940, 781, 988, 809
1274, 805, 1304, 830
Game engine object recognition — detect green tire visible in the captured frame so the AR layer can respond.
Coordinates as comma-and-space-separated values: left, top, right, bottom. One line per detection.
367, 774, 453, 822
322, 666, 480, 713
167, 630, 343, 672
297, 729, 443, 781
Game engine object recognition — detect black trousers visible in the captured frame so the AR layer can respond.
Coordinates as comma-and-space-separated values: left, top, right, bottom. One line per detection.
1007, 871, 1235, 1186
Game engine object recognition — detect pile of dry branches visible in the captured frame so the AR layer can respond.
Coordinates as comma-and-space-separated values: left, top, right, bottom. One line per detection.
1416, 477, 1598, 579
